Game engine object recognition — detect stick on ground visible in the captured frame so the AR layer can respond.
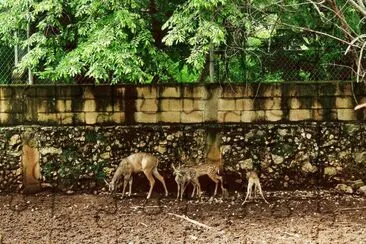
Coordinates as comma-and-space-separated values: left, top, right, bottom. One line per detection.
168, 213, 212, 230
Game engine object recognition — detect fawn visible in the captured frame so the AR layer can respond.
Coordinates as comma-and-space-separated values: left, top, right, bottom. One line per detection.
189, 162, 226, 197
242, 171, 269, 205
171, 164, 200, 200
105, 152, 168, 199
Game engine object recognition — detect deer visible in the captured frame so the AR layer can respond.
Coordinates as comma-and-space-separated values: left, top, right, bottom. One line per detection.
242, 171, 269, 205
171, 164, 200, 200
105, 152, 168, 199
188, 162, 226, 197
177, 149, 226, 198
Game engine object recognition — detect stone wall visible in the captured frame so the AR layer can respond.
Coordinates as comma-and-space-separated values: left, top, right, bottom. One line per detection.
0, 82, 365, 125
0, 82, 366, 194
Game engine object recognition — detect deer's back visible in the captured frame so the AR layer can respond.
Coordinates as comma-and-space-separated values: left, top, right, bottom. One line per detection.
127, 152, 158, 172
190, 163, 219, 177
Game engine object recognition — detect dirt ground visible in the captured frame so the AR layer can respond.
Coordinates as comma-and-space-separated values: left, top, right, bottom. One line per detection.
0, 190, 365, 244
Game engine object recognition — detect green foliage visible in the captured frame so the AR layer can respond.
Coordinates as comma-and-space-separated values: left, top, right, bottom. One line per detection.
0, 0, 358, 83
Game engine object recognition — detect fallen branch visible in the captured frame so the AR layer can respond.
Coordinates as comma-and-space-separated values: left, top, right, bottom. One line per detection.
168, 213, 212, 230
337, 206, 366, 211
130, 205, 162, 210
139, 222, 148, 227
281, 231, 300, 238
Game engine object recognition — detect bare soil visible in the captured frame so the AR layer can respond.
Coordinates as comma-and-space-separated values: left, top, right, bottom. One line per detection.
0, 190, 365, 244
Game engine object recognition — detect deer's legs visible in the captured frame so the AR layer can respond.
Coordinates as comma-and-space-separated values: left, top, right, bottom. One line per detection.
190, 178, 201, 197
216, 175, 226, 195
128, 176, 133, 197
180, 182, 186, 200
143, 170, 156, 199
152, 168, 168, 197
207, 174, 220, 196
176, 181, 181, 200
242, 181, 254, 205
256, 182, 269, 204
121, 175, 131, 199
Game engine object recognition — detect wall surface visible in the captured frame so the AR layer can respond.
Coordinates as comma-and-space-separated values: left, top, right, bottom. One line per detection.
0, 82, 366, 194
0, 82, 365, 125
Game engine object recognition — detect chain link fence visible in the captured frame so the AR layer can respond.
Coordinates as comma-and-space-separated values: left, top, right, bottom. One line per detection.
0, 45, 356, 84
0, 45, 14, 84
214, 49, 355, 83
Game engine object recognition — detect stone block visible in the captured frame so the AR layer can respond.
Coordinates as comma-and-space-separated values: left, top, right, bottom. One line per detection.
85, 112, 98, 124
222, 86, 244, 98
0, 100, 11, 112
160, 87, 181, 98
313, 109, 337, 121
37, 113, 58, 123
182, 99, 194, 112
273, 84, 282, 97
0, 87, 14, 98
168, 99, 183, 111
111, 112, 125, 123
59, 112, 74, 124
289, 109, 312, 121
56, 100, 72, 112
265, 110, 283, 122
160, 99, 183, 112
242, 99, 254, 110
287, 98, 314, 109
137, 87, 157, 98
136, 99, 158, 112
194, 100, 205, 110
73, 112, 85, 124
134, 112, 157, 123
113, 99, 124, 112
0, 112, 9, 124
337, 109, 357, 121
218, 99, 236, 111
183, 86, 208, 99
263, 98, 282, 110
113, 86, 125, 97
218, 111, 241, 123
335, 97, 353, 109
159, 111, 181, 123
83, 100, 96, 112
83, 87, 97, 99
96, 113, 113, 124
181, 111, 203, 123
241, 110, 257, 122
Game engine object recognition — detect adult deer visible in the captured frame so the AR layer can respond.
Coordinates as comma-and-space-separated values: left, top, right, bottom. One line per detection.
105, 152, 168, 199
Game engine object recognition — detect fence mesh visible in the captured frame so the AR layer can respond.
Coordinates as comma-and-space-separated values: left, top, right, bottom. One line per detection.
0, 45, 14, 84
0, 45, 356, 84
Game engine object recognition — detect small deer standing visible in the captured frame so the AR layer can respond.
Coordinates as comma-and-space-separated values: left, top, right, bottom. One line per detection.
105, 152, 168, 199
242, 171, 269, 205
171, 164, 200, 200
188, 162, 226, 197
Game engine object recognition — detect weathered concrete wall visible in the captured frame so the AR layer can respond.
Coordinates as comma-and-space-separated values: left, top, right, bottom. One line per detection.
0, 82, 366, 194
0, 82, 365, 125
